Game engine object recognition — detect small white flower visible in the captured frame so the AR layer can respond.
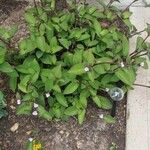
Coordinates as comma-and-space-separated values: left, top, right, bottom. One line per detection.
120, 62, 125, 68
99, 114, 104, 119
17, 99, 21, 105
84, 67, 90, 72
140, 62, 144, 67
45, 93, 50, 98
32, 111, 38, 116
105, 88, 110, 92
28, 138, 33, 142
33, 103, 38, 108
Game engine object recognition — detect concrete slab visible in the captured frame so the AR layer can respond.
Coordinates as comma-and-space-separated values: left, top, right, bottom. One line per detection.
130, 7, 150, 86
126, 7, 150, 150
126, 86, 150, 150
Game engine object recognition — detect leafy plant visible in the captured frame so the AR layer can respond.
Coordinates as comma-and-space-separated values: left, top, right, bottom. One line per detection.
1, 0, 150, 124
0, 91, 8, 118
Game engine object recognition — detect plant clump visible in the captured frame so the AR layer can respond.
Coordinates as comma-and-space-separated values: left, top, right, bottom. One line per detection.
0, 0, 150, 124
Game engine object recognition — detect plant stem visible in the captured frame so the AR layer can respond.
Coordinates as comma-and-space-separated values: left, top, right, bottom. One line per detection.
122, 0, 138, 12
130, 29, 145, 37
134, 83, 150, 88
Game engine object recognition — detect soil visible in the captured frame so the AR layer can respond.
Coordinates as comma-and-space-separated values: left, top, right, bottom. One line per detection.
0, 1, 126, 150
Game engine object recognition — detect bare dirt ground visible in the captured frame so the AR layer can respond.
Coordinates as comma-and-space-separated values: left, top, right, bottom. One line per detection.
0, 1, 126, 150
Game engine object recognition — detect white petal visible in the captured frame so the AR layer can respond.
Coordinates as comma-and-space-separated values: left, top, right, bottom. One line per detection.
140, 62, 144, 67
99, 114, 104, 119
105, 88, 110, 92
28, 138, 33, 142
84, 67, 90, 72
33, 103, 38, 108
32, 111, 38, 116
45, 93, 50, 98
120, 62, 125, 68
17, 99, 21, 105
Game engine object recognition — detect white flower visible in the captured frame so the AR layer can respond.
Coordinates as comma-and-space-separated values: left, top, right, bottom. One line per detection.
105, 88, 110, 92
32, 111, 38, 116
84, 67, 90, 72
99, 114, 104, 119
28, 138, 33, 142
140, 62, 144, 67
33, 103, 38, 108
17, 99, 21, 105
45, 93, 50, 98
120, 62, 125, 68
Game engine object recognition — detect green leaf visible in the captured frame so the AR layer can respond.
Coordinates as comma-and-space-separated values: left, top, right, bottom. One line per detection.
63, 81, 79, 94
0, 47, 6, 64
92, 96, 101, 108
115, 68, 136, 86
100, 96, 112, 110
36, 36, 47, 52
50, 37, 63, 54
93, 19, 102, 37
41, 54, 56, 65
25, 140, 33, 150
9, 75, 17, 92
122, 35, 129, 56
83, 50, 95, 65
78, 109, 86, 124
16, 103, 32, 115
64, 106, 78, 116
103, 115, 116, 124
0, 62, 13, 73
55, 93, 68, 107
73, 50, 83, 64
52, 65, 62, 78
93, 64, 108, 74
69, 63, 85, 75
136, 36, 144, 51
59, 38, 71, 49
38, 105, 52, 121
122, 11, 132, 19
79, 90, 88, 108
24, 12, 36, 25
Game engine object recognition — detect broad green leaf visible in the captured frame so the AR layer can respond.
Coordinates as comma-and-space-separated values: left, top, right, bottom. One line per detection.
24, 12, 36, 25
50, 36, 63, 53
63, 82, 79, 94
78, 109, 86, 124
52, 65, 62, 78
41, 54, 56, 65
122, 11, 132, 19
64, 106, 78, 116
115, 68, 136, 86
83, 50, 95, 65
136, 36, 144, 51
9, 76, 17, 92
122, 35, 129, 56
36, 36, 47, 52
100, 96, 112, 110
25, 140, 33, 150
93, 64, 107, 74
73, 50, 83, 64
59, 38, 71, 49
92, 96, 101, 108
38, 105, 52, 121
69, 63, 85, 75
0, 47, 6, 64
55, 93, 68, 107
0, 62, 13, 73
93, 19, 101, 37
16, 103, 32, 115
79, 90, 88, 108
103, 115, 116, 124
